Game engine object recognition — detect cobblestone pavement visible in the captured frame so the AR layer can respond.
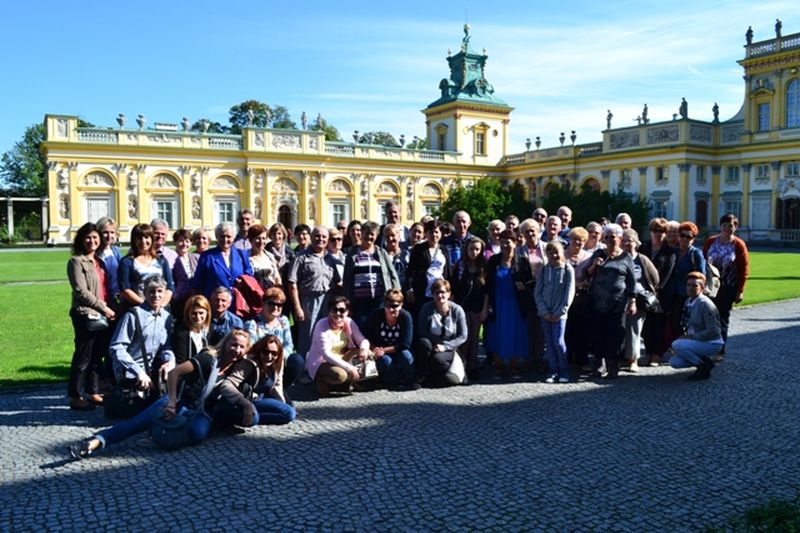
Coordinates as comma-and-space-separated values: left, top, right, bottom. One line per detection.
2, 299, 799, 532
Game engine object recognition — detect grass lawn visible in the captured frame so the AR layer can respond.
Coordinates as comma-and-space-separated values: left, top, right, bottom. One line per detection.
0, 249, 798, 386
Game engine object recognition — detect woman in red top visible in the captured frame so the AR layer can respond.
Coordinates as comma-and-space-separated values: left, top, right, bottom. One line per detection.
703, 213, 750, 356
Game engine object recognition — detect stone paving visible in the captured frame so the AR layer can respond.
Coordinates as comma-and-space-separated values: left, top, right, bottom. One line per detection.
1, 299, 799, 532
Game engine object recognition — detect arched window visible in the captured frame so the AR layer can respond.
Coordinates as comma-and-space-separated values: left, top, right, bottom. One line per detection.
787, 79, 800, 128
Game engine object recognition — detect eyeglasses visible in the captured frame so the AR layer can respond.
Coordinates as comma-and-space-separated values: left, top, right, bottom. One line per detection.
332, 307, 348, 314
603, 235, 618, 240
331, 237, 343, 241
266, 301, 283, 309
651, 229, 666, 234
265, 349, 280, 357
386, 303, 402, 309
679, 233, 694, 239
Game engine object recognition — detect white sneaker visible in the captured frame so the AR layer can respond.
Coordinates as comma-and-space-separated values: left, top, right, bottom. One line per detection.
545, 374, 557, 384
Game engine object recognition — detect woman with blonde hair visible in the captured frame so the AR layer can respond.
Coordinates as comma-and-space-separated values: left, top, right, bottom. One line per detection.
536, 241, 575, 383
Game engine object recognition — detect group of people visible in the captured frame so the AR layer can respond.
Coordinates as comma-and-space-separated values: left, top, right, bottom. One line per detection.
65, 200, 749, 458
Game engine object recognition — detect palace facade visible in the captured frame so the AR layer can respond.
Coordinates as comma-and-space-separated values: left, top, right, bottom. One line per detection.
42, 23, 800, 243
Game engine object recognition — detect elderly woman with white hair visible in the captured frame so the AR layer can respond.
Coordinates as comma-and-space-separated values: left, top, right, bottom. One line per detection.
485, 219, 506, 259
192, 221, 254, 299
620, 228, 659, 371
584, 223, 637, 378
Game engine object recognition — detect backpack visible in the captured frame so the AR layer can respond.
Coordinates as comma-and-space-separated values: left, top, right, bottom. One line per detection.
232, 274, 264, 321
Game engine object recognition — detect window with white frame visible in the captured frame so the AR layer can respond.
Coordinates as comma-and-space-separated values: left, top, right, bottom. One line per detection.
758, 103, 770, 131
423, 203, 439, 216
756, 163, 770, 180
656, 166, 669, 183
652, 199, 669, 219
726, 166, 740, 184
152, 197, 178, 229
786, 162, 800, 177
330, 201, 350, 227
620, 169, 632, 187
787, 79, 800, 128
723, 199, 742, 220
214, 198, 238, 226
696, 166, 706, 184
86, 195, 111, 223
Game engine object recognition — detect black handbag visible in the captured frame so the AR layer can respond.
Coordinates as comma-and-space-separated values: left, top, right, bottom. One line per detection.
637, 289, 663, 313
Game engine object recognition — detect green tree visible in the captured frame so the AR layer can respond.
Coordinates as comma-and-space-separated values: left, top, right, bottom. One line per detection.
0, 123, 46, 195
189, 119, 229, 134
541, 183, 652, 234
358, 131, 398, 146
271, 105, 296, 129
436, 179, 534, 241
1, 119, 95, 196
406, 136, 428, 149
228, 100, 272, 134
310, 114, 342, 142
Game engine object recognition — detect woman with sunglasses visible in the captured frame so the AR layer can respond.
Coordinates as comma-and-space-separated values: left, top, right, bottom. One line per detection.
669, 221, 706, 344
305, 296, 371, 397
585, 223, 637, 379
246, 287, 304, 398
363, 289, 417, 390
218, 335, 296, 426
639, 218, 677, 364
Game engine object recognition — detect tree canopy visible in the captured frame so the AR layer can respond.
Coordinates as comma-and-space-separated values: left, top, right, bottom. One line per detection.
228, 100, 272, 134
310, 114, 342, 142
540, 183, 652, 234
357, 131, 398, 147
436, 179, 534, 241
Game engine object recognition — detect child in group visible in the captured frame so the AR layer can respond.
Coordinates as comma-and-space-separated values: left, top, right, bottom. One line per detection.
535, 241, 575, 383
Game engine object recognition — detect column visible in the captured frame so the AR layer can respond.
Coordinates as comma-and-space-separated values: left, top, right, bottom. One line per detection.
710, 165, 721, 223
41, 198, 49, 241
678, 163, 691, 221
771, 161, 782, 228
741, 164, 752, 227
6, 198, 13, 237
67, 162, 79, 235
637, 166, 648, 197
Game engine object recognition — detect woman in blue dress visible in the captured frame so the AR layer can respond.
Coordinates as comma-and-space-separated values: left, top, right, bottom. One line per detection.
483, 229, 530, 378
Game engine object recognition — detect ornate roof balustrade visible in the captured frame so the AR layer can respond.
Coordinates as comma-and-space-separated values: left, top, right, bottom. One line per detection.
748, 31, 800, 58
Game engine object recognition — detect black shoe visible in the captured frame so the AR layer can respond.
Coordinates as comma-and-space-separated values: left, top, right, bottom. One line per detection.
394, 382, 422, 391
467, 369, 481, 381
688, 358, 714, 381
67, 440, 92, 460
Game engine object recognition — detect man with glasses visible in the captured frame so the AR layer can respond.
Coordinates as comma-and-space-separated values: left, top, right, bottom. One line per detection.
532, 208, 548, 238
288, 226, 340, 356
233, 209, 254, 251
151, 218, 178, 269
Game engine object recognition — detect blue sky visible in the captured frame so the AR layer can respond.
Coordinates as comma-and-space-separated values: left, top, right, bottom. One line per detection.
0, 1, 796, 157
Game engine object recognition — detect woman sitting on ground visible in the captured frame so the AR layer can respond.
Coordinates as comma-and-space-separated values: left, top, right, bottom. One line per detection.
118, 223, 175, 310
415, 278, 468, 386
217, 335, 296, 426
67, 222, 117, 410
67, 330, 248, 459
305, 296, 371, 397
246, 287, 305, 398
667, 271, 723, 380
363, 289, 417, 390
171, 295, 211, 364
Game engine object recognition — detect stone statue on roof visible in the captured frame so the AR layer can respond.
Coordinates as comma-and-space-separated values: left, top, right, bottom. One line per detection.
606, 110, 613, 129
713, 103, 719, 123
746, 26, 753, 45
776, 19, 782, 39
463, 24, 471, 48
679, 98, 688, 119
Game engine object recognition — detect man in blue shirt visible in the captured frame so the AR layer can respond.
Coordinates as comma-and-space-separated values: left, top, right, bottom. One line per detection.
208, 286, 244, 345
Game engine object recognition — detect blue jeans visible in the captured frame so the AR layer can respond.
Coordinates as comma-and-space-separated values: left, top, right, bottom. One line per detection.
253, 398, 296, 425
97, 394, 212, 447
376, 349, 415, 385
669, 338, 723, 368
284, 352, 305, 388
540, 317, 568, 375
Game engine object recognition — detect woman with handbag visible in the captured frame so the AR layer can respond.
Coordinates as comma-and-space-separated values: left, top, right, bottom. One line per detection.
67, 222, 117, 410
216, 335, 296, 427
248, 223, 282, 290
415, 279, 468, 386
305, 296, 372, 397
621, 229, 660, 372
67, 329, 249, 459
638, 218, 676, 365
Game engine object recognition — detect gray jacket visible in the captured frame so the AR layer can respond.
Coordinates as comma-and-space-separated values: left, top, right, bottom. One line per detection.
685, 295, 722, 342
535, 263, 575, 319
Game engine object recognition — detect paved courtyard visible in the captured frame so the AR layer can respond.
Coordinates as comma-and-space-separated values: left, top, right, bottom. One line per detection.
1, 299, 799, 532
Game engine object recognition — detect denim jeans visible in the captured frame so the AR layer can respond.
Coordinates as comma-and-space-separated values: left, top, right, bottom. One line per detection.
375, 348, 415, 385
253, 397, 296, 425
540, 317, 568, 375
97, 394, 211, 447
669, 338, 723, 368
